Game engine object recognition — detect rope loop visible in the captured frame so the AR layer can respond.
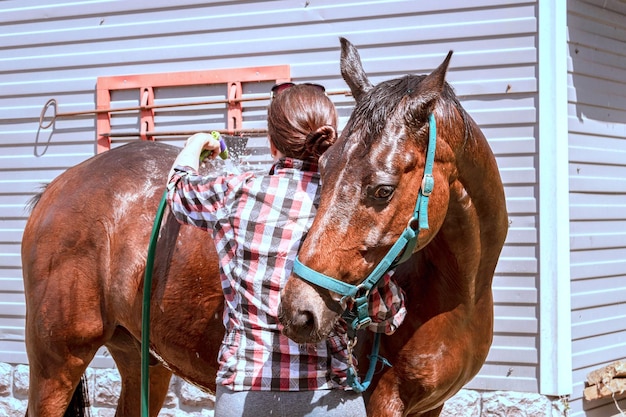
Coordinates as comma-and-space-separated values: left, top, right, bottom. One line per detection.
39, 98, 58, 130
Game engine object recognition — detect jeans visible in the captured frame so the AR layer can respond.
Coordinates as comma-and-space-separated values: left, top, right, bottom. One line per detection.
215, 385, 367, 417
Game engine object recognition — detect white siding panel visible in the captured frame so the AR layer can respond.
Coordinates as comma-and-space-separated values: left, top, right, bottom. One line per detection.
567, 0, 626, 415
1, 0, 539, 394
570, 220, 626, 251
572, 303, 626, 340
570, 193, 626, 222
571, 275, 626, 310
470, 364, 538, 392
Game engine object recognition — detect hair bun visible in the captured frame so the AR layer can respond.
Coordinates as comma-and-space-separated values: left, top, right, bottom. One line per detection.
304, 125, 337, 159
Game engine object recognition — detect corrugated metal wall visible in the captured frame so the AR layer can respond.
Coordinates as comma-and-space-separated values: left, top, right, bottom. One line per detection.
0, 0, 540, 393
568, 0, 626, 415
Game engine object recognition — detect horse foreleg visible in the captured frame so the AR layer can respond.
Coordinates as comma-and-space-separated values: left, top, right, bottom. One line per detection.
365, 368, 404, 417
107, 328, 172, 417
366, 367, 448, 417
367, 375, 445, 417
25, 342, 97, 417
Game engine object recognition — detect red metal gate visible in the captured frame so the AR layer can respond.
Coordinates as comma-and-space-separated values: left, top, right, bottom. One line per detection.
95, 65, 290, 153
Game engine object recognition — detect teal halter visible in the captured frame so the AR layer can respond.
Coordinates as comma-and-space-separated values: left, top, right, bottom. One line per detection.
291, 113, 437, 392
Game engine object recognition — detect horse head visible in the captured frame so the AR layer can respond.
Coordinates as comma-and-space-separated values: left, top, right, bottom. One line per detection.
279, 38, 471, 343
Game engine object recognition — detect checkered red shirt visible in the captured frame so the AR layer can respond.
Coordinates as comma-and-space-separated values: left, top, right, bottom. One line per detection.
167, 158, 406, 392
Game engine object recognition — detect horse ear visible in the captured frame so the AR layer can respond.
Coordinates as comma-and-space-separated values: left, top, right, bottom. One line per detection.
411, 50, 453, 113
340, 37, 373, 103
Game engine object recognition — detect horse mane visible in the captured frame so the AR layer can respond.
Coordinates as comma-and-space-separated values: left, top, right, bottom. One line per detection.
348, 74, 473, 146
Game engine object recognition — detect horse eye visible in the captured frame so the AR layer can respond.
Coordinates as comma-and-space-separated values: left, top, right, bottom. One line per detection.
372, 185, 395, 200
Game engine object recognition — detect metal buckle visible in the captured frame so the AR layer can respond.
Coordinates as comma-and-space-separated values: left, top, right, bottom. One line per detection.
421, 173, 434, 197
353, 316, 372, 330
406, 217, 419, 232
354, 284, 370, 299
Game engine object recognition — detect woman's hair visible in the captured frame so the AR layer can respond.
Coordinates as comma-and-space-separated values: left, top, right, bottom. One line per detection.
267, 84, 338, 160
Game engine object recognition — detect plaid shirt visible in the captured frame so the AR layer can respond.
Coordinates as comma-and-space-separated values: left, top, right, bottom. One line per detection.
167, 158, 406, 392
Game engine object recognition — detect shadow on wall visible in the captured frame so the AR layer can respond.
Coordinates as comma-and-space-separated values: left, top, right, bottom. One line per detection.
567, 11, 626, 124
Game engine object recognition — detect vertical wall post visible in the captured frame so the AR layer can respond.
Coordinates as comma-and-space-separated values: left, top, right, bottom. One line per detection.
538, 0, 572, 396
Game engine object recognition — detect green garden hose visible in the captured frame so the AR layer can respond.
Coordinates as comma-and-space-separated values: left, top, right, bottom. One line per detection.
141, 131, 227, 417
141, 190, 168, 417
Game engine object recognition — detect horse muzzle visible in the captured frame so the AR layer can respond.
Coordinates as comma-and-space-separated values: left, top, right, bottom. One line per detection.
278, 276, 339, 344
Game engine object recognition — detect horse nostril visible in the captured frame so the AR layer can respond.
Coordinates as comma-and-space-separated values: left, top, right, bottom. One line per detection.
293, 309, 315, 330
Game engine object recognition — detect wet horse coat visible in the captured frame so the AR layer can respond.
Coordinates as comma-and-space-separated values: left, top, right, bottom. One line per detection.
279, 38, 508, 416
22, 142, 226, 416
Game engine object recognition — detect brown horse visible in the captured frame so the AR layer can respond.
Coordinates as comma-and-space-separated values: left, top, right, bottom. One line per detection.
279, 38, 508, 417
21, 141, 226, 416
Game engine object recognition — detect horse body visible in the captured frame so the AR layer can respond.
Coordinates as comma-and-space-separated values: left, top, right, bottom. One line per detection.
279, 38, 508, 416
22, 142, 223, 416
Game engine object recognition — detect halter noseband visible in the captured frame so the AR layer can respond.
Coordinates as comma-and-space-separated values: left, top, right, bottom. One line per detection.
291, 113, 437, 392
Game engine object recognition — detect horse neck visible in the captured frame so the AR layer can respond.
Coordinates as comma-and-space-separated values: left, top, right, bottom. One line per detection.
441, 107, 508, 248
454, 120, 508, 249
418, 118, 507, 311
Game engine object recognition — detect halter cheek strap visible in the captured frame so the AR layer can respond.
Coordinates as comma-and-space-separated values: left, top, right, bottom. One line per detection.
291, 113, 437, 392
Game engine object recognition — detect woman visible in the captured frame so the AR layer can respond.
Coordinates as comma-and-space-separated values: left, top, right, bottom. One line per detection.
167, 83, 406, 416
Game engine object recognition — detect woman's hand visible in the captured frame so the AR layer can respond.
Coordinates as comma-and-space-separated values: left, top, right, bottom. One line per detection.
167, 133, 222, 183
186, 133, 222, 161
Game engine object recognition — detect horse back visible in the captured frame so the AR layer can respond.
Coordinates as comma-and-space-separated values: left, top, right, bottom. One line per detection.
22, 141, 179, 291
